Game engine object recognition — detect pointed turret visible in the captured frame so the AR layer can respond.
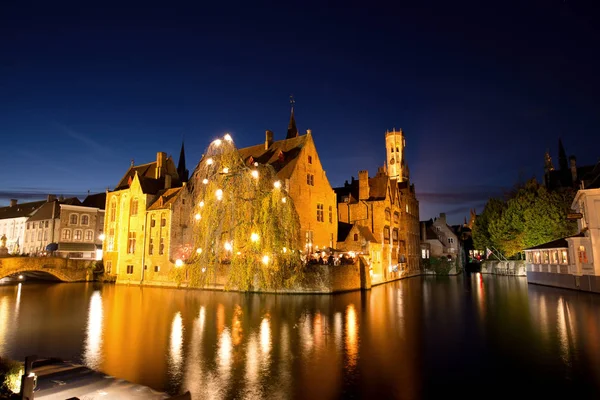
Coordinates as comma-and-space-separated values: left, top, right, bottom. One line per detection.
558, 138, 568, 171
177, 141, 189, 183
286, 96, 298, 139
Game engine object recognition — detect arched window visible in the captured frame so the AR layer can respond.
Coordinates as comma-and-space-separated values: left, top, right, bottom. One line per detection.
70, 214, 78, 225
85, 230, 94, 241
130, 198, 139, 216
62, 229, 71, 240
110, 198, 117, 222
353, 233, 359, 241
74, 230, 83, 240
81, 215, 89, 225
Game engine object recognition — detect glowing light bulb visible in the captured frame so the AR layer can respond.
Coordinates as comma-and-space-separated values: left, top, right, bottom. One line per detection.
282, 247, 287, 253
206, 158, 213, 165
262, 255, 270, 265
251, 232, 259, 242
175, 259, 183, 267
254, 162, 258, 166
224, 241, 232, 251
196, 248, 202, 254
282, 197, 287, 203
199, 201, 204, 207
214, 139, 222, 147
98, 233, 105, 241
251, 170, 259, 179
236, 251, 241, 255
223, 167, 229, 173
216, 189, 223, 200
273, 180, 281, 189
224, 133, 232, 142
201, 267, 206, 273
202, 179, 209, 185
195, 213, 201, 220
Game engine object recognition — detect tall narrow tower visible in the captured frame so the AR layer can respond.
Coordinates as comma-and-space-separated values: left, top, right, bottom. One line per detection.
385, 128, 408, 181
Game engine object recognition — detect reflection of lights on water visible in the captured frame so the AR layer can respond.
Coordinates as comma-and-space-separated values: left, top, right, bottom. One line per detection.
83, 291, 103, 370
300, 314, 313, 353
260, 317, 271, 355
313, 313, 323, 348
334, 312, 342, 350
557, 297, 575, 367
15, 283, 21, 318
169, 312, 184, 380
0, 297, 9, 354
217, 328, 233, 378
345, 304, 358, 368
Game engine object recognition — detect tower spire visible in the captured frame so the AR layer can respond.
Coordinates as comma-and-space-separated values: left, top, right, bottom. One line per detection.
177, 140, 189, 183
558, 138, 568, 171
286, 95, 298, 139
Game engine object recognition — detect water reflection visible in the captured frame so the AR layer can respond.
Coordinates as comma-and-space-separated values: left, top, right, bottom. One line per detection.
169, 312, 184, 382
345, 304, 358, 369
83, 290, 103, 369
0, 296, 8, 354
14, 283, 21, 319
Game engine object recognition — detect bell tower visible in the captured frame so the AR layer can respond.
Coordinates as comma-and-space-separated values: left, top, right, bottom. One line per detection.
385, 128, 408, 181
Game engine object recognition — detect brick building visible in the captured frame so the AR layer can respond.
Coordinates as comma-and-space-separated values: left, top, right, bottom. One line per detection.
335, 129, 420, 284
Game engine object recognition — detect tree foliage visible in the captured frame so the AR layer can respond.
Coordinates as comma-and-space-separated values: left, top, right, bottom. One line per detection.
473, 179, 576, 258
184, 135, 303, 291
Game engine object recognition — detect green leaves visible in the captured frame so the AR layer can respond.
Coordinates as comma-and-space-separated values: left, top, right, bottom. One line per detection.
473, 179, 576, 258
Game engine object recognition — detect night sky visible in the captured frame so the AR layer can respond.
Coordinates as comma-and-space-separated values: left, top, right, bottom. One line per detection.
1, 1, 599, 224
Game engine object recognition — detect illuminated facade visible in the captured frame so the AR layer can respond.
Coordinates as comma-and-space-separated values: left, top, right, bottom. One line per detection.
0, 199, 46, 254
335, 129, 421, 283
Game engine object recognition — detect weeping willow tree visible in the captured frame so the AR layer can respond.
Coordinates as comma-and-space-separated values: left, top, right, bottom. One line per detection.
185, 134, 302, 291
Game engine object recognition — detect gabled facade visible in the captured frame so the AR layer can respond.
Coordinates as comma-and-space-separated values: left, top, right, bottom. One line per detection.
238, 129, 337, 251
419, 213, 460, 260
0, 198, 47, 254
25, 196, 80, 255
337, 221, 383, 281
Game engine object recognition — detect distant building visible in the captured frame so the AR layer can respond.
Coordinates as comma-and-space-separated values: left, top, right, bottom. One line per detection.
25, 196, 79, 255
335, 129, 420, 283
0, 198, 48, 254
419, 213, 460, 261
544, 139, 595, 191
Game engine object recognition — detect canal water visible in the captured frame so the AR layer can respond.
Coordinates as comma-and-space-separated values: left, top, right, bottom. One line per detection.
1, 274, 599, 399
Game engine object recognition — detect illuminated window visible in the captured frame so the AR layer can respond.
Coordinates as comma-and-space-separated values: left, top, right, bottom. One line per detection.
85, 230, 93, 241
62, 229, 71, 240
552, 250, 559, 264
421, 249, 427, 259
329, 206, 333, 223
126, 265, 134, 274
154, 265, 160, 272
70, 214, 78, 225
110, 199, 117, 222
149, 238, 154, 255
543, 251, 549, 264
159, 237, 165, 255
354, 233, 359, 241
317, 203, 324, 222
130, 198, 138, 216
81, 215, 89, 225
384, 226, 390, 243
534, 252, 540, 263
127, 232, 136, 254
74, 230, 82, 240
578, 246, 588, 264
561, 250, 568, 264
107, 228, 115, 251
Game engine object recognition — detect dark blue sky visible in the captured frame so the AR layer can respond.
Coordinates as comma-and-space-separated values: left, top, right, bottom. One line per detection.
1, 1, 599, 224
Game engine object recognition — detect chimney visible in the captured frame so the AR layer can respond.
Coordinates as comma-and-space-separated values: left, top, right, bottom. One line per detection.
358, 170, 369, 200
265, 130, 274, 150
10, 199, 17, 207
420, 221, 427, 241
165, 174, 172, 189
439, 213, 446, 223
47, 194, 56, 202
570, 156, 577, 184
156, 152, 167, 179
306, 129, 312, 135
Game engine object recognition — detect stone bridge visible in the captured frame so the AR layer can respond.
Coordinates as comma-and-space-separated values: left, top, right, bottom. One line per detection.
0, 256, 94, 282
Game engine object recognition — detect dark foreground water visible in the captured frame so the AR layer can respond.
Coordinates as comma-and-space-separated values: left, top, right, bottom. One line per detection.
1, 274, 600, 399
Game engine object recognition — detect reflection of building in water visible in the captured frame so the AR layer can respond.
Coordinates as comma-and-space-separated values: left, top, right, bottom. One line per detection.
168, 312, 183, 381
83, 290, 104, 370
0, 296, 9, 355
345, 304, 358, 369
182, 307, 205, 396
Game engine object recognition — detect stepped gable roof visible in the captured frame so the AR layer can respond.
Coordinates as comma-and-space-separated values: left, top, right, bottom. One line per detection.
82, 192, 107, 210
28, 197, 81, 221
337, 222, 353, 242
148, 187, 183, 210
0, 200, 46, 220
115, 157, 181, 192
238, 134, 308, 180
524, 233, 585, 251
334, 174, 397, 203
334, 182, 359, 204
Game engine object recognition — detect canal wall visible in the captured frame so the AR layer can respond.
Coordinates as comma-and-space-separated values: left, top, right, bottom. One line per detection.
481, 260, 526, 276
0, 256, 94, 282
526, 271, 600, 294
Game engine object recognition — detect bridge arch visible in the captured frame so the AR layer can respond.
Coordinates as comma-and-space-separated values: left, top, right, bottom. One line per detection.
0, 257, 91, 282
1, 267, 74, 282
